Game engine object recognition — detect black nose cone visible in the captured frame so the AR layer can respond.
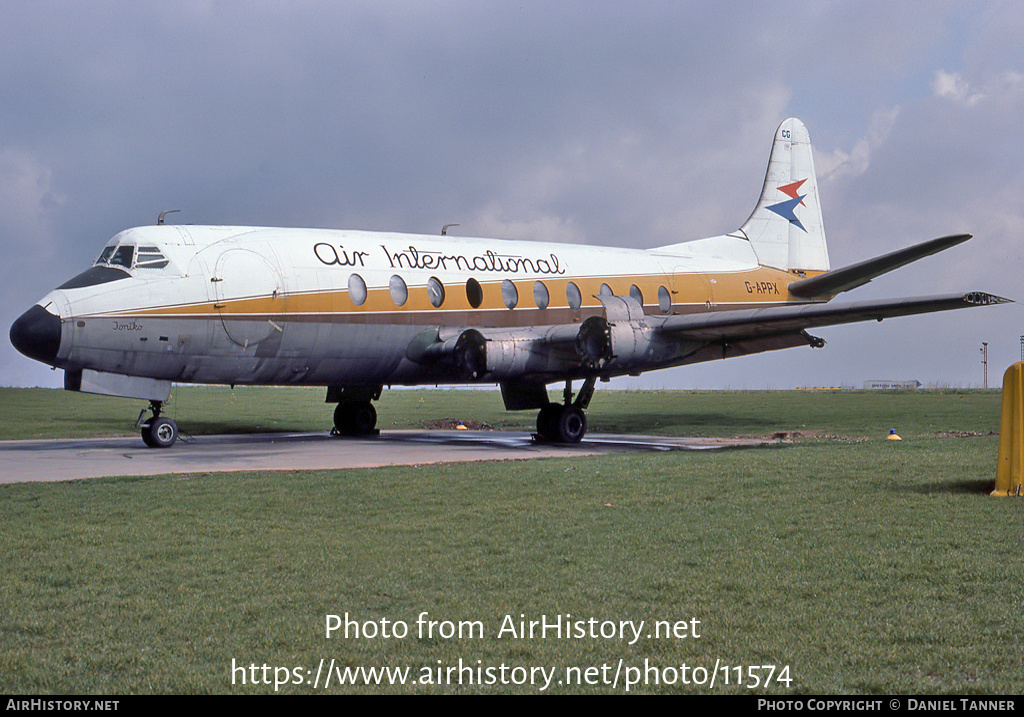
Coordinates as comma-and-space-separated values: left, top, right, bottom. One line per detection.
10, 305, 62, 365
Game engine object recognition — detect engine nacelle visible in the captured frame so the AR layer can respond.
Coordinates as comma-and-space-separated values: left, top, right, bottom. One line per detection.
576, 314, 674, 372
574, 295, 681, 372
449, 329, 484, 379
452, 328, 539, 381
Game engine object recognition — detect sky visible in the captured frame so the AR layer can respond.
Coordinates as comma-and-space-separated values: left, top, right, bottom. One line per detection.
2, 1, 1022, 391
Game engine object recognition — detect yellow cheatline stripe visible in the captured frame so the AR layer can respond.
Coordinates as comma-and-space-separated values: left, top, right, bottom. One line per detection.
91, 266, 813, 319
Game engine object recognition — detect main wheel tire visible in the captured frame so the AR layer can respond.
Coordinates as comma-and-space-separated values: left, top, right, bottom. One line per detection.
144, 417, 178, 448
333, 402, 347, 433
555, 406, 587, 444
334, 401, 377, 435
350, 401, 377, 434
536, 403, 562, 440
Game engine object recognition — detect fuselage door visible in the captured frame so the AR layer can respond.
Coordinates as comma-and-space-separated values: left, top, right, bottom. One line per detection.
213, 249, 286, 348
671, 266, 717, 314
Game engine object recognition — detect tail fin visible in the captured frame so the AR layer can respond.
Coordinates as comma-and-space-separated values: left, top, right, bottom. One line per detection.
738, 118, 829, 273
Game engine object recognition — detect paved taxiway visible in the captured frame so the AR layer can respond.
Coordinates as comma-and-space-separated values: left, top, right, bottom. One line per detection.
0, 430, 774, 483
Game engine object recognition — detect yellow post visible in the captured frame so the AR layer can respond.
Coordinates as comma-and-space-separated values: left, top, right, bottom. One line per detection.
993, 362, 1024, 497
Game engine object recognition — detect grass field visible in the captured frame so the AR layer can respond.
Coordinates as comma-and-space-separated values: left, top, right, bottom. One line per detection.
1, 387, 1020, 694
0, 385, 1004, 440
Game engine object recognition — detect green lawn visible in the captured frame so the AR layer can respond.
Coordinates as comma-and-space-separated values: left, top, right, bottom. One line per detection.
0, 388, 1018, 694
0, 385, 1003, 441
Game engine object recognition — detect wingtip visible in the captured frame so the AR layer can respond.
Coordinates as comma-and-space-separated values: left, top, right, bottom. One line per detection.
963, 292, 1013, 305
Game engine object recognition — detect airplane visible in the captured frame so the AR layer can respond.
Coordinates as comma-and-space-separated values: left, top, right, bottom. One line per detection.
9, 118, 1010, 448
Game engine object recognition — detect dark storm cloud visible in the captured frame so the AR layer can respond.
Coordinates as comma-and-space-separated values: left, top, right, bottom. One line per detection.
2, 1, 1021, 388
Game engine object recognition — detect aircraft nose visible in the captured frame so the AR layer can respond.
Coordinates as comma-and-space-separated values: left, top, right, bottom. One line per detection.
10, 305, 62, 365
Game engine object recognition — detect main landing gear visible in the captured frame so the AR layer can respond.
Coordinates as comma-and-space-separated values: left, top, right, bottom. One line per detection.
332, 400, 378, 436
534, 377, 595, 444
137, 400, 178, 448
328, 385, 382, 436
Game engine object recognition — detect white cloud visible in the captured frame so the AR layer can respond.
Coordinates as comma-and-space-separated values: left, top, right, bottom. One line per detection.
815, 106, 901, 183
931, 70, 978, 104
465, 202, 586, 246
932, 68, 1024, 106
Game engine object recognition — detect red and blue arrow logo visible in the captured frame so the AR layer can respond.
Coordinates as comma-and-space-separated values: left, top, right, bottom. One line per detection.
766, 179, 808, 232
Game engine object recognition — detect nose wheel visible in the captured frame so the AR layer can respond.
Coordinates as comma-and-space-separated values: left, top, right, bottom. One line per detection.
138, 401, 178, 448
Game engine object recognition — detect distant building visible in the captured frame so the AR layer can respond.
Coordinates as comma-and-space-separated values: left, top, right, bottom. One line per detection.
863, 380, 921, 390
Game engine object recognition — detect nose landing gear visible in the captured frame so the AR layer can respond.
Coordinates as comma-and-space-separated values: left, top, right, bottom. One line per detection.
137, 400, 178, 448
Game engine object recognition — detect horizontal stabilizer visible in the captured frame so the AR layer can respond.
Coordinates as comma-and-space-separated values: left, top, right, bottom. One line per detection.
788, 234, 972, 299
659, 291, 1010, 341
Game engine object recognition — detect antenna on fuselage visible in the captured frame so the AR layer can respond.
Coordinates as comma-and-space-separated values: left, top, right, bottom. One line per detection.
158, 209, 181, 225
441, 223, 460, 235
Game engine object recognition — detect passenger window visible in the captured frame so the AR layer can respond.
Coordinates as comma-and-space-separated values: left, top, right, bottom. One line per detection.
501, 279, 518, 309
658, 285, 672, 314
427, 277, 445, 308
533, 281, 549, 310
348, 273, 367, 306
390, 275, 408, 307
566, 282, 582, 311
630, 284, 644, 306
600, 283, 613, 297
466, 278, 483, 308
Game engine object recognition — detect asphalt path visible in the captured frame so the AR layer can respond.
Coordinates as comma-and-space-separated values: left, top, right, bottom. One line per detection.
0, 430, 774, 483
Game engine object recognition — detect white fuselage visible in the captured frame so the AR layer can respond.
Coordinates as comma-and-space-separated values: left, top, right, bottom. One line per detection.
36, 224, 800, 390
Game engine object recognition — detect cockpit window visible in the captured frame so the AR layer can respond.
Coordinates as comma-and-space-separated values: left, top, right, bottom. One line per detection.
135, 246, 169, 269
74, 236, 175, 288
93, 243, 170, 270
109, 245, 135, 269
96, 246, 115, 264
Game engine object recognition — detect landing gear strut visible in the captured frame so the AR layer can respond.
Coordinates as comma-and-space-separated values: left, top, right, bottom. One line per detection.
535, 377, 595, 444
138, 400, 178, 448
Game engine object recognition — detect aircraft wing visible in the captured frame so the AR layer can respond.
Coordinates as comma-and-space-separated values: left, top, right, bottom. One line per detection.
657, 291, 1009, 341
407, 291, 1010, 384
408, 292, 1012, 424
